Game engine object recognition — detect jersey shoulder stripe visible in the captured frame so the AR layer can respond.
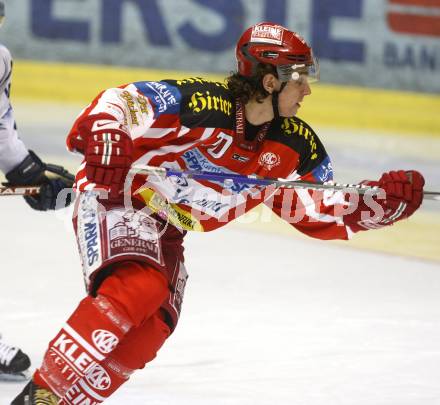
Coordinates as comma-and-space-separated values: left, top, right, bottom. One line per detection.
133, 80, 181, 118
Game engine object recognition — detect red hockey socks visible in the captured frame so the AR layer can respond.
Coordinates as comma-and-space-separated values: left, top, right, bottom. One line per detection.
34, 261, 169, 398
60, 310, 171, 404
36, 294, 132, 397
60, 355, 133, 404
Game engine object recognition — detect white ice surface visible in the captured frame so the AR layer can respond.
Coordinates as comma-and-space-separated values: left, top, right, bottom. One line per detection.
1, 198, 440, 404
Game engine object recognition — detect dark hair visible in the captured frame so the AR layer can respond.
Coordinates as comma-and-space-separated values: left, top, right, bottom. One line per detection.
226, 63, 278, 105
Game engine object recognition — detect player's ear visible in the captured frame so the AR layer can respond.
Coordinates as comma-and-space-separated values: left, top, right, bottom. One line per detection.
262, 73, 278, 95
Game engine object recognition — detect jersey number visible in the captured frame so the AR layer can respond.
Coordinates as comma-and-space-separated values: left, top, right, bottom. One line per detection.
207, 133, 233, 159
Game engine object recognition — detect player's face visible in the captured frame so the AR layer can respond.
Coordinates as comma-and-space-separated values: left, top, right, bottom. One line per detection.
277, 75, 312, 117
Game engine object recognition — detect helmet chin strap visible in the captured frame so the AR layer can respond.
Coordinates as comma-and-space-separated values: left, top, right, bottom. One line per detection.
271, 81, 288, 120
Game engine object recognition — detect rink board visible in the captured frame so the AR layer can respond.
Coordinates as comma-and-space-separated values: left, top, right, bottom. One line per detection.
7, 60, 440, 262
232, 206, 440, 263
11, 60, 440, 137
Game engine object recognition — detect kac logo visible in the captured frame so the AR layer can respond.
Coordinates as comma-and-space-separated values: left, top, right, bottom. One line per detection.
258, 152, 281, 170
92, 329, 119, 354
85, 363, 112, 391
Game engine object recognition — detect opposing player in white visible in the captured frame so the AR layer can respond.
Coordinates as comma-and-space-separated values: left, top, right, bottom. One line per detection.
0, 1, 73, 381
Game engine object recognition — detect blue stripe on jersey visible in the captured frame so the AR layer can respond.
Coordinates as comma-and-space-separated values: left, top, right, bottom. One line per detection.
311, 156, 334, 182
134, 81, 181, 117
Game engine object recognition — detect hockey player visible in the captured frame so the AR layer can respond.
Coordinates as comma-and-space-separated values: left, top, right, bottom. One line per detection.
0, 0, 74, 382
12, 22, 424, 404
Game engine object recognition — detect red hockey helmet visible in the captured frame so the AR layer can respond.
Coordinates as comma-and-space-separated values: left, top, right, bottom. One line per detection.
236, 22, 319, 83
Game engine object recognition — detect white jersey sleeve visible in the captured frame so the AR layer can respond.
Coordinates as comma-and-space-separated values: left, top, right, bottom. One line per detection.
0, 44, 28, 174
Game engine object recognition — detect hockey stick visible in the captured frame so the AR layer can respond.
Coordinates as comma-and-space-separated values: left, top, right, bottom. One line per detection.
0, 163, 75, 197
131, 165, 440, 202
4, 166, 438, 201
45, 163, 75, 183
0, 185, 40, 196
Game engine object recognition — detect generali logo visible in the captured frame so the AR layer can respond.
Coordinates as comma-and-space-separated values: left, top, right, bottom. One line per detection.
387, 0, 440, 37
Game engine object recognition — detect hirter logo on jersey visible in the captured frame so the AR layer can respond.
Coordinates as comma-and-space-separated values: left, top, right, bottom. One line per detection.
258, 152, 281, 170
251, 24, 284, 45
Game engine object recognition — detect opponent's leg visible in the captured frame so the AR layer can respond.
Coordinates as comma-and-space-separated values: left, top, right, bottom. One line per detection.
0, 335, 30, 381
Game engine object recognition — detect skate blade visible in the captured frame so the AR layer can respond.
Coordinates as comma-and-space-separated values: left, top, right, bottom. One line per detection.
0, 368, 31, 382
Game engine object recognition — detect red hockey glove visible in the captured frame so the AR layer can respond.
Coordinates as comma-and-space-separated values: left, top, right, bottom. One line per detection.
344, 170, 425, 232
79, 117, 133, 199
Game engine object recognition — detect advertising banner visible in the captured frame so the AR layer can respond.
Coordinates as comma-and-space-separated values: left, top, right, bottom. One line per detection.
2, 0, 439, 93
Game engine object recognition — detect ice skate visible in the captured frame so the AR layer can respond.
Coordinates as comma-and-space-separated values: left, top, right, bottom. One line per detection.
11, 380, 60, 405
0, 339, 31, 381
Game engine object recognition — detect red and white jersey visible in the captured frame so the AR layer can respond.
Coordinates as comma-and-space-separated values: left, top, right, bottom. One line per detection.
67, 77, 352, 240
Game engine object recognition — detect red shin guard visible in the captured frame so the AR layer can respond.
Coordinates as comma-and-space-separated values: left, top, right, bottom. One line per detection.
60, 310, 170, 404
37, 294, 131, 397
35, 261, 169, 398
60, 356, 133, 405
